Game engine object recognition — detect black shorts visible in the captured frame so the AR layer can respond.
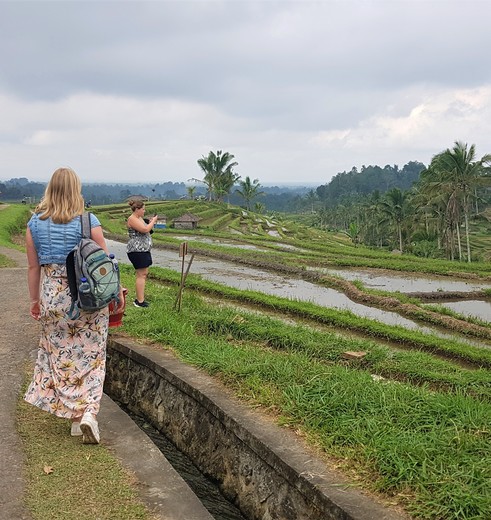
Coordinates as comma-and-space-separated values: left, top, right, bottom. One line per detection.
127, 251, 153, 269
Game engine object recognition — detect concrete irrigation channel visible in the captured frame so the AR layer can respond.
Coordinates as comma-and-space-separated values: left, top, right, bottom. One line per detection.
104, 335, 408, 520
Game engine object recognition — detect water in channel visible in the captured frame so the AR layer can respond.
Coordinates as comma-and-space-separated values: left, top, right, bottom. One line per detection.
121, 406, 247, 520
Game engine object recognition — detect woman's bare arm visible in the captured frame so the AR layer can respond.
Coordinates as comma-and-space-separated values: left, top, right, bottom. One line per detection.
26, 227, 41, 319
127, 214, 158, 233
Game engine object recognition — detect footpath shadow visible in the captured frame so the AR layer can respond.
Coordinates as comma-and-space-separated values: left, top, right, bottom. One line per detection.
0, 246, 35, 519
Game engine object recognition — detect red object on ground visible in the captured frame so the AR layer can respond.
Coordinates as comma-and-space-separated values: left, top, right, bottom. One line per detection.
108, 287, 128, 327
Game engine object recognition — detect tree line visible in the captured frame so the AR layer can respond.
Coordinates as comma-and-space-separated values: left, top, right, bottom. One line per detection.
4, 141, 488, 262
313, 141, 491, 262
0, 162, 309, 212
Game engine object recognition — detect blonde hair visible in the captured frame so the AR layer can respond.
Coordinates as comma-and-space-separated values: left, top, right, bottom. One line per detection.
35, 167, 85, 223
128, 199, 145, 212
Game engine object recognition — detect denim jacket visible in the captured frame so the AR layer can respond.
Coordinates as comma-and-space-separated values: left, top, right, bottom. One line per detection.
28, 213, 101, 265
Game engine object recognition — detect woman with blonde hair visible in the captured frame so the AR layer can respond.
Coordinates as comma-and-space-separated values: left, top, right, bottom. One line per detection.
24, 167, 122, 444
126, 199, 158, 307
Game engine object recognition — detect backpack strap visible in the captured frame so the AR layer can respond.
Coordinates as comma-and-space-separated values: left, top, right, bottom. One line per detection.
65, 212, 91, 321
67, 300, 80, 320
80, 212, 92, 239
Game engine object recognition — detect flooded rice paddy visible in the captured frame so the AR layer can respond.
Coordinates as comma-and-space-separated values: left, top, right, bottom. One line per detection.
439, 300, 491, 322
312, 266, 491, 294
107, 240, 490, 346
170, 235, 269, 251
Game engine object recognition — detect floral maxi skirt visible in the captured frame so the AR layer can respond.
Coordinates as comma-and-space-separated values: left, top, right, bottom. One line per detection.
24, 265, 109, 419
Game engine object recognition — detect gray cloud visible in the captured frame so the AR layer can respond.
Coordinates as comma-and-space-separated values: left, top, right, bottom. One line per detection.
1, 0, 491, 184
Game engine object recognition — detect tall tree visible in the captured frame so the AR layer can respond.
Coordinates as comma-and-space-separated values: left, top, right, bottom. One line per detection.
186, 185, 196, 199
305, 189, 318, 213
235, 177, 265, 210
379, 188, 408, 251
436, 142, 491, 262
421, 142, 491, 262
194, 150, 240, 202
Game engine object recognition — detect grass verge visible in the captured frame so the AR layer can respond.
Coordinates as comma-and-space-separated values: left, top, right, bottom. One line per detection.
0, 204, 31, 249
0, 253, 16, 267
17, 373, 154, 520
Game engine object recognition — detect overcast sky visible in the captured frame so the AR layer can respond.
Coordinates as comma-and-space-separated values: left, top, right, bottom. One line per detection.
1, 0, 490, 186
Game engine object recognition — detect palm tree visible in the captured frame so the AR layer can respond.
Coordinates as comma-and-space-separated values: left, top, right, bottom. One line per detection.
433, 141, 491, 262
344, 222, 360, 245
193, 150, 240, 202
305, 190, 318, 213
418, 142, 491, 261
186, 185, 196, 200
410, 185, 446, 254
416, 160, 459, 259
379, 188, 408, 251
235, 176, 265, 210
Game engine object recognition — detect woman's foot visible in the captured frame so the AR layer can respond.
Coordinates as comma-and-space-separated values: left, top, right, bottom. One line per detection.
133, 299, 149, 308
70, 421, 83, 437
80, 412, 100, 444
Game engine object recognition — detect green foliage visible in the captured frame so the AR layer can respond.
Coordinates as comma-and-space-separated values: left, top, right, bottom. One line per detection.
0, 204, 31, 249
409, 239, 440, 258
195, 150, 240, 202
97, 200, 491, 280
235, 176, 265, 210
316, 162, 424, 205
0, 253, 16, 267
141, 264, 491, 367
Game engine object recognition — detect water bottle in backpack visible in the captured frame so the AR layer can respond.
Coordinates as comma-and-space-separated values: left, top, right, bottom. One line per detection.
79, 277, 91, 294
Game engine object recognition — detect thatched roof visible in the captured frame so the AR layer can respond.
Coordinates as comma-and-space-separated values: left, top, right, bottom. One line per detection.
173, 212, 202, 223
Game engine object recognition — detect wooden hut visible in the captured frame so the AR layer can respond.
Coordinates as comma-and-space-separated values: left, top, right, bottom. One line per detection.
173, 213, 201, 230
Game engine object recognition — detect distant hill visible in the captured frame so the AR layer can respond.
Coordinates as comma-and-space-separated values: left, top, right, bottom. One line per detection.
316, 161, 425, 204
0, 178, 311, 212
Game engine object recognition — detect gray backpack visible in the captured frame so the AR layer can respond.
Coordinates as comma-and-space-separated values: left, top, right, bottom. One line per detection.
66, 213, 120, 319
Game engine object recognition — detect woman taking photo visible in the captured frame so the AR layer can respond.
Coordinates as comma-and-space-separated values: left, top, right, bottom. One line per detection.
126, 199, 158, 308
24, 167, 122, 444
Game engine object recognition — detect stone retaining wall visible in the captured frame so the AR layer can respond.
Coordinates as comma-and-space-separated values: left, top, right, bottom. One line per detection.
105, 336, 407, 520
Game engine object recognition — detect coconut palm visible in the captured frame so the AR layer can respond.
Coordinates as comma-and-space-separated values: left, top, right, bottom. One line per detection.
235, 176, 265, 210
420, 142, 491, 262
416, 159, 460, 258
193, 150, 240, 202
305, 190, 318, 213
379, 188, 408, 251
186, 185, 196, 200
435, 142, 491, 262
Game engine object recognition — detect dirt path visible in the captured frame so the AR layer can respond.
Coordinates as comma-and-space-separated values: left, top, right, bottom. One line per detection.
0, 246, 36, 519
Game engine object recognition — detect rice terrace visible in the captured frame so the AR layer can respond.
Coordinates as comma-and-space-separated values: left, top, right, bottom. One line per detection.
2, 197, 491, 519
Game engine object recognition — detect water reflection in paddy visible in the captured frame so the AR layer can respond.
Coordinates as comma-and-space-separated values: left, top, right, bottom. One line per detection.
107, 240, 490, 347
164, 235, 309, 253
168, 235, 268, 251
439, 300, 491, 323
312, 267, 491, 294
